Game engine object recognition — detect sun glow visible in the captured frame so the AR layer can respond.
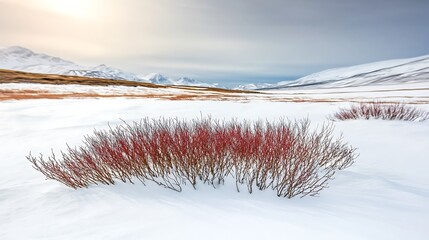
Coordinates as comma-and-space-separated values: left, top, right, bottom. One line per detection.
39, 0, 96, 19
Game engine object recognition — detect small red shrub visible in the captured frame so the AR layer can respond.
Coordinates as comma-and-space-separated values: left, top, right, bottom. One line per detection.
331, 102, 429, 121
28, 118, 357, 198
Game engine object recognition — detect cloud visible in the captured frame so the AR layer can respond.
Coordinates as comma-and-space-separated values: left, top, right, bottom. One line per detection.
1, 0, 429, 82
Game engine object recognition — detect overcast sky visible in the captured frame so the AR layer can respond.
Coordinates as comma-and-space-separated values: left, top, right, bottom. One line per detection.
1, 0, 429, 84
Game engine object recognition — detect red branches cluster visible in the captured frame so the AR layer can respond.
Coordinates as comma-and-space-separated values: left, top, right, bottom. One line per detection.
28, 118, 357, 198
331, 102, 429, 121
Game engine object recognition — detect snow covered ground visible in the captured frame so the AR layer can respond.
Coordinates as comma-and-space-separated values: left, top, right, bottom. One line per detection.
1, 86, 428, 239
1, 81, 428, 104
265, 82, 429, 104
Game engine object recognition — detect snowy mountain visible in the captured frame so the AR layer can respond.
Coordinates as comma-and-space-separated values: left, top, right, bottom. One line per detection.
140, 73, 215, 87
140, 73, 174, 85
176, 77, 200, 85
234, 83, 276, 90
0, 46, 213, 87
64, 64, 145, 82
256, 54, 429, 90
175, 77, 216, 87
0, 46, 81, 74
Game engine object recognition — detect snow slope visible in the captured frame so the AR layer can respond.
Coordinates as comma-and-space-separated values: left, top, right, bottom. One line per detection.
0, 46, 213, 87
256, 54, 429, 90
0, 92, 428, 239
0, 46, 80, 74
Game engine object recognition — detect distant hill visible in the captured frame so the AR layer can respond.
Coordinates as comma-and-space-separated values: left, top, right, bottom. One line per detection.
249, 54, 429, 90
0, 46, 214, 87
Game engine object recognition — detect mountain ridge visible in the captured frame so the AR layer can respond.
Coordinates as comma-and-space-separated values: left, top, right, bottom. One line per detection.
259, 54, 429, 90
0, 46, 213, 87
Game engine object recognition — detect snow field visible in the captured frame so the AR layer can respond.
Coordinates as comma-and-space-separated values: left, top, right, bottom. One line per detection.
1, 98, 428, 239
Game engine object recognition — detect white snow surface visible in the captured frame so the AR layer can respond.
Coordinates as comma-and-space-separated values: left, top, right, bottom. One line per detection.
0, 46, 214, 87
253, 54, 429, 90
1, 85, 429, 239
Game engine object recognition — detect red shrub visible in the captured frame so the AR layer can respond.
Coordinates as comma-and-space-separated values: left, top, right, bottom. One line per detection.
28, 118, 357, 198
331, 102, 429, 121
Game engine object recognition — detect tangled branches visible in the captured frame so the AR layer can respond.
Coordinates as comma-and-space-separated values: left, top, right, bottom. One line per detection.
28, 118, 357, 198
331, 102, 429, 121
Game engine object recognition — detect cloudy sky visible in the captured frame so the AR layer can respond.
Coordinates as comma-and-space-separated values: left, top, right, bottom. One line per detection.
1, 0, 429, 85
